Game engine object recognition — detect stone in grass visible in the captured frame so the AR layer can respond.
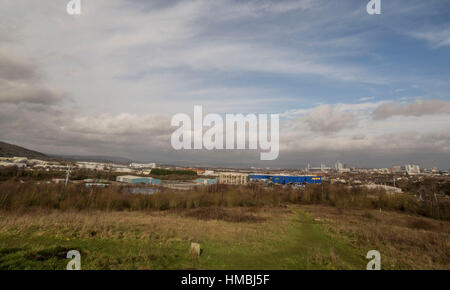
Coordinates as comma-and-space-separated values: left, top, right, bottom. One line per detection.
190, 242, 201, 257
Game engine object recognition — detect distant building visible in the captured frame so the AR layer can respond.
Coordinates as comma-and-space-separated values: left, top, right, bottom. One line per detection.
76, 161, 106, 170
202, 170, 217, 176
374, 168, 390, 174
114, 167, 134, 173
194, 178, 218, 185
249, 175, 322, 184
219, 173, 248, 185
12, 157, 28, 163
307, 163, 332, 172
362, 184, 402, 194
391, 166, 402, 173
129, 162, 156, 169
116, 175, 161, 185
0, 161, 26, 168
335, 161, 350, 173
404, 164, 420, 175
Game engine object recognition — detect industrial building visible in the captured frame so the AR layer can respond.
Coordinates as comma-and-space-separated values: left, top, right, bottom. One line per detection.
249, 175, 322, 184
194, 178, 218, 185
219, 173, 249, 185
219, 173, 322, 185
116, 175, 162, 185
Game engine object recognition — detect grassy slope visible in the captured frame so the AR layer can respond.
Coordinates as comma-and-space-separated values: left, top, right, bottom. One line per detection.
198, 212, 365, 270
302, 205, 450, 269
0, 207, 367, 270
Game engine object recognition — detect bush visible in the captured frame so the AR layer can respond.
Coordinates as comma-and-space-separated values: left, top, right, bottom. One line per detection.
150, 169, 197, 176
0, 181, 448, 220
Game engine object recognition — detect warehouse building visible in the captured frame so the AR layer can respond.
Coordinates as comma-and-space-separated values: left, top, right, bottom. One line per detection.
249, 175, 322, 184
219, 173, 249, 185
194, 178, 218, 185
116, 175, 162, 185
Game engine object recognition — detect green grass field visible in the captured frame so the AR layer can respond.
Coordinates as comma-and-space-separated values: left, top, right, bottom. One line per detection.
0, 207, 368, 270
0, 205, 448, 270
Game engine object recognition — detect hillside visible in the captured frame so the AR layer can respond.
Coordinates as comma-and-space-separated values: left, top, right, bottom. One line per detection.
0, 141, 47, 158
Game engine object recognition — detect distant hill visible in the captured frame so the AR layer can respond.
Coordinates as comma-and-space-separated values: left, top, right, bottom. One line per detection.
0, 141, 132, 164
0, 141, 47, 158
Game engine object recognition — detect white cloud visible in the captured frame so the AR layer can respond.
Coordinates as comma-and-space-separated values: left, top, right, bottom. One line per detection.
410, 28, 450, 48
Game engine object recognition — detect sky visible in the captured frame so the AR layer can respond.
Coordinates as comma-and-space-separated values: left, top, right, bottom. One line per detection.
0, 0, 450, 169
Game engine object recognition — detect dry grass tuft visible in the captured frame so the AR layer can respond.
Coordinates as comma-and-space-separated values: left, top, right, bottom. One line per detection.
301, 205, 450, 269
182, 207, 266, 223
407, 218, 443, 232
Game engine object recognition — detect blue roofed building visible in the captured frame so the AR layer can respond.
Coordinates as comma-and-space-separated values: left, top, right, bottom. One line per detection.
248, 174, 322, 184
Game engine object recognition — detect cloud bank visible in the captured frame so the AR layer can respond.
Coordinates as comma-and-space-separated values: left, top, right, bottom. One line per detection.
0, 0, 449, 168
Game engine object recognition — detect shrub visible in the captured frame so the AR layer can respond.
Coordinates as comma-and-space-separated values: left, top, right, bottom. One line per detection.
0, 181, 448, 220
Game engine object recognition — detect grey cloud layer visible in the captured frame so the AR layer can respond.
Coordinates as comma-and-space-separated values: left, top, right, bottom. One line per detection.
1, 94, 449, 166
373, 100, 450, 120
0, 52, 67, 105
305, 105, 356, 134
0, 0, 449, 168
0, 102, 174, 157
0, 52, 37, 81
